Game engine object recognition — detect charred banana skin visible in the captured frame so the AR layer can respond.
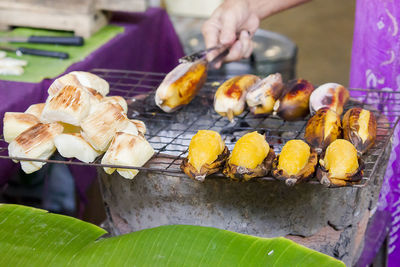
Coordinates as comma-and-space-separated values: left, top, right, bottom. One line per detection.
180, 146, 229, 182
223, 149, 275, 182
272, 148, 318, 186
155, 59, 207, 113
304, 108, 342, 154
343, 108, 377, 155
309, 83, 350, 116
317, 158, 365, 187
274, 79, 315, 121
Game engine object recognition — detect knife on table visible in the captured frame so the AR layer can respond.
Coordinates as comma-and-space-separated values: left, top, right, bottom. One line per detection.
0, 45, 69, 59
0, 36, 84, 46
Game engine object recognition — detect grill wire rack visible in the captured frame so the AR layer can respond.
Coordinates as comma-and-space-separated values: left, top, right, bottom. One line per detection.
0, 68, 399, 188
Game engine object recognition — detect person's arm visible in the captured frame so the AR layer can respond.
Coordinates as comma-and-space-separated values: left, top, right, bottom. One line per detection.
202, 0, 310, 67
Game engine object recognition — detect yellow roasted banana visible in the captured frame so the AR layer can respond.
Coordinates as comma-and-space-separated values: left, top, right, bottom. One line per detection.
155, 59, 207, 112
214, 74, 260, 121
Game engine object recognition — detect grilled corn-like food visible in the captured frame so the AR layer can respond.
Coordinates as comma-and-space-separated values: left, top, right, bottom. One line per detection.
309, 83, 349, 115
41, 85, 91, 126
101, 96, 128, 114
214, 74, 260, 121
304, 107, 342, 154
272, 140, 317, 186
101, 133, 154, 179
246, 73, 284, 115
317, 139, 364, 187
81, 102, 129, 152
24, 103, 45, 118
131, 119, 146, 135
48, 71, 109, 97
155, 59, 207, 113
3, 112, 40, 143
180, 130, 229, 181
8, 123, 63, 174
223, 131, 275, 181
342, 108, 377, 155
273, 79, 314, 121
54, 133, 102, 163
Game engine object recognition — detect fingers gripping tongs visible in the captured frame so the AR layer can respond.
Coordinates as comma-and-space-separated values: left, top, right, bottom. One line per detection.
179, 44, 231, 68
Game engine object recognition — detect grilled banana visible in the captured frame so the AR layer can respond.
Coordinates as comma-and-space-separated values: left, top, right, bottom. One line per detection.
246, 73, 284, 115
181, 130, 229, 182
317, 139, 364, 187
272, 140, 318, 186
273, 79, 315, 121
223, 131, 275, 181
214, 74, 260, 121
304, 107, 341, 154
309, 83, 349, 115
155, 59, 207, 113
342, 108, 377, 155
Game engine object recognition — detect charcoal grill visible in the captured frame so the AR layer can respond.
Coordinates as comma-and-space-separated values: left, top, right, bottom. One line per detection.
0, 69, 399, 188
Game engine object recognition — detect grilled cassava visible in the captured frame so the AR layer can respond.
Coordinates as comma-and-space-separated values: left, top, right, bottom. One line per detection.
102, 133, 154, 179
3, 112, 40, 143
8, 123, 63, 174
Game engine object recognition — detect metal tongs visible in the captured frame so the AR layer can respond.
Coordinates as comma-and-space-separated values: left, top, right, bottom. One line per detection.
179, 44, 231, 68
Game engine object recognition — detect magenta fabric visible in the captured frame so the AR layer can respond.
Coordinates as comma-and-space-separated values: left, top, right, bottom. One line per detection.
0, 8, 184, 211
350, 1, 400, 266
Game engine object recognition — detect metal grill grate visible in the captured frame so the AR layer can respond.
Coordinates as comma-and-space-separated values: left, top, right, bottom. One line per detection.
0, 69, 399, 187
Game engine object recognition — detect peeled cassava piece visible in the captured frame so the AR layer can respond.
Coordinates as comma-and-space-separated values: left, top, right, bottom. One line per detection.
101, 133, 154, 179
317, 139, 364, 187
180, 130, 229, 182
101, 96, 128, 114
304, 107, 342, 154
273, 79, 315, 121
41, 85, 91, 126
3, 112, 40, 143
8, 123, 63, 174
223, 131, 275, 181
131, 119, 146, 135
309, 83, 349, 115
80, 102, 129, 152
272, 140, 318, 186
24, 103, 45, 118
155, 59, 207, 113
48, 71, 109, 97
342, 108, 377, 155
54, 133, 102, 163
246, 73, 284, 115
214, 74, 260, 121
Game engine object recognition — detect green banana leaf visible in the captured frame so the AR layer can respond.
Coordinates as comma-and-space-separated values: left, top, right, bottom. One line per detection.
0, 204, 344, 266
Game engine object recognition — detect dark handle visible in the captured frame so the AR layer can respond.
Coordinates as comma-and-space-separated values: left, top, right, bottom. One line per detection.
17, 47, 69, 59
27, 36, 84, 46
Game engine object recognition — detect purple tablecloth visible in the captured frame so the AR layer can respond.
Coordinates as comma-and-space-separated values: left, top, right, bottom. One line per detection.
0, 8, 184, 211
349, 1, 400, 266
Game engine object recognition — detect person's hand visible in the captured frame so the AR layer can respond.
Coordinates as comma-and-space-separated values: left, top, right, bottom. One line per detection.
202, 0, 260, 68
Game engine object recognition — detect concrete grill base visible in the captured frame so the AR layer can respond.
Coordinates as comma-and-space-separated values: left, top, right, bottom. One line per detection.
98, 142, 391, 266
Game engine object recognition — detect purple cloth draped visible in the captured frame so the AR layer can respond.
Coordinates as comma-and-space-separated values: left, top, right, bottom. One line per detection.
350, 1, 400, 266
0, 8, 184, 213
